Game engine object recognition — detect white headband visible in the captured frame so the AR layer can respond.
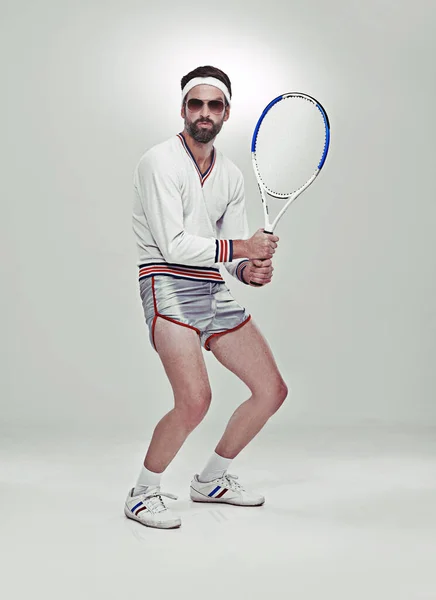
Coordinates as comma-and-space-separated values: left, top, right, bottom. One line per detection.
181, 77, 231, 106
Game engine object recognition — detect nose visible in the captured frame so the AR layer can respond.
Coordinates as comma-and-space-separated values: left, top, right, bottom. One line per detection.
199, 102, 211, 118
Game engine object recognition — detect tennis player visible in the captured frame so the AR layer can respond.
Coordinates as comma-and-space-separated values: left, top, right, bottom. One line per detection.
125, 66, 288, 529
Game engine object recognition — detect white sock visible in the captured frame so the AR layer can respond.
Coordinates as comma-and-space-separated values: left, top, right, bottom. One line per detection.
133, 464, 162, 495
198, 452, 233, 483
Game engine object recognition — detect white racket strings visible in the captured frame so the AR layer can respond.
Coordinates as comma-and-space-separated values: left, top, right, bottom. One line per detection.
252, 95, 329, 199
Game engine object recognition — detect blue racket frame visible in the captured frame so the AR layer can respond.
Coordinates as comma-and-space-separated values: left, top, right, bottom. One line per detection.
251, 92, 330, 233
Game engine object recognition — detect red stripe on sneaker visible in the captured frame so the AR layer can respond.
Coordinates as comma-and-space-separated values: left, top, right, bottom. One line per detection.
216, 488, 228, 498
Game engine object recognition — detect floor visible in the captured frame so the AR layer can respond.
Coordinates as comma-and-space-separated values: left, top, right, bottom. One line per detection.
1, 424, 435, 600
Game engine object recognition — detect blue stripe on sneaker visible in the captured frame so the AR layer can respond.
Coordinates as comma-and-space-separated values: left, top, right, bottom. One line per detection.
209, 486, 221, 497
132, 501, 143, 512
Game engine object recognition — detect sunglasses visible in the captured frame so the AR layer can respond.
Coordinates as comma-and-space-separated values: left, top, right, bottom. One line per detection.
186, 98, 226, 114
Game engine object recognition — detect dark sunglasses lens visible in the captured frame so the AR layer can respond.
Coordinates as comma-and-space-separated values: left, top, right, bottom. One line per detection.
187, 99, 203, 111
187, 99, 225, 113
209, 100, 225, 114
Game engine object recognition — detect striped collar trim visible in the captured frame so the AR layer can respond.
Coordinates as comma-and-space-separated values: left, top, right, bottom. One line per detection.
177, 133, 216, 186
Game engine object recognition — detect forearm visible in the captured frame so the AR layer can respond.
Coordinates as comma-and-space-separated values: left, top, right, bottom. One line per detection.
166, 234, 233, 266
232, 239, 249, 259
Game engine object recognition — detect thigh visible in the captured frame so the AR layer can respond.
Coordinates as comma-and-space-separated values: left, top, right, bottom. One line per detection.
208, 318, 286, 394
153, 316, 212, 405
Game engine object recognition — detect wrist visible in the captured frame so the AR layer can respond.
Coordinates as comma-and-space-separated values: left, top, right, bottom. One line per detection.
236, 259, 251, 284
232, 239, 249, 259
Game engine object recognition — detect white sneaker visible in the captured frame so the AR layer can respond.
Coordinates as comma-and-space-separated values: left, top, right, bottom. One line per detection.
190, 474, 265, 506
124, 486, 181, 529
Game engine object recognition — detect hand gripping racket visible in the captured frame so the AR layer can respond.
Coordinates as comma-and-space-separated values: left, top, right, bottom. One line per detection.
250, 92, 330, 286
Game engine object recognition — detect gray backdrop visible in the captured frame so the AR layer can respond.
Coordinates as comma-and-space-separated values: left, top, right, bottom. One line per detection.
2, 0, 435, 436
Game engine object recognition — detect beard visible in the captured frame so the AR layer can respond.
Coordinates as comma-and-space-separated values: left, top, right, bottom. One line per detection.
185, 116, 224, 143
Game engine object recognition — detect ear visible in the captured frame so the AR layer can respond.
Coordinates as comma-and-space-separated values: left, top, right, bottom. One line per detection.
181, 103, 186, 119
223, 105, 230, 122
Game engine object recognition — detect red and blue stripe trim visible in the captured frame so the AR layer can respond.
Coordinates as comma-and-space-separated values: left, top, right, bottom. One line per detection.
139, 262, 224, 283
214, 239, 233, 263
236, 259, 250, 284
131, 501, 147, 516
208, 486, 229, 498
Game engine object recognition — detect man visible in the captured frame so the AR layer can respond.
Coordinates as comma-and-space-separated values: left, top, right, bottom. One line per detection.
126, 65, 288, 529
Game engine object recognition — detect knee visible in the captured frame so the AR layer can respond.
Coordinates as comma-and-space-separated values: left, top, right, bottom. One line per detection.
177, 387, 212, 430
265, 379, 289, 415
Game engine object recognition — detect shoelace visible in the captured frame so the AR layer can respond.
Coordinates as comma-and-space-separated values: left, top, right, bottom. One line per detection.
142, 490, 178, 514
220, 474, 245, 492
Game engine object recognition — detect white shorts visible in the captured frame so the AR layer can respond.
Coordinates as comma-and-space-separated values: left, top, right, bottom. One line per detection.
139, 275, 251, 351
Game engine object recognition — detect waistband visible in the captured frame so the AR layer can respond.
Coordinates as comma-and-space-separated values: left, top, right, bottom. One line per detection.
138, 262, 224, 283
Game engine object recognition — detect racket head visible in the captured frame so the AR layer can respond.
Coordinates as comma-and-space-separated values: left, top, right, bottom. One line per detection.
251, 92, 330, 200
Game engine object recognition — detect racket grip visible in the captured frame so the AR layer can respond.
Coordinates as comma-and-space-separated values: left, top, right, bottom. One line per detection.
249, 229, 273, 286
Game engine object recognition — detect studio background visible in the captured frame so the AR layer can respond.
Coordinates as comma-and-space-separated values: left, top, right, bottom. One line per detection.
1, 1, 435, 598
3, 0, 435, 435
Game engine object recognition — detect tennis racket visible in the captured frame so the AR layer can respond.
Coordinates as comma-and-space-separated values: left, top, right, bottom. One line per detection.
250, 92, 330, 286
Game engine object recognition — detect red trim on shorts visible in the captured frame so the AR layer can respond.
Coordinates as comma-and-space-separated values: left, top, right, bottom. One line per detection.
204, 315, 252, 351
151, 277, 158, 313
151, 315, 159, 350
150, 276, 201, 351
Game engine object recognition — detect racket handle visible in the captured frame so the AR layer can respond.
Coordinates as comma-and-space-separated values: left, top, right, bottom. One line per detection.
249, 229, 273, 286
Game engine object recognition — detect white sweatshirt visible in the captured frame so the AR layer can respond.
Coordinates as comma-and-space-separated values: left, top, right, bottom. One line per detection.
132, 133, 250, 284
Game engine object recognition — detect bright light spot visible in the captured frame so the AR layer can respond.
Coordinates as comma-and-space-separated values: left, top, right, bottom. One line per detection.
99, 16, 305, 136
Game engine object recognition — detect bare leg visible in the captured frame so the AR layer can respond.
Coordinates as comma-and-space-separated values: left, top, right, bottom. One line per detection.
143, 318, 212, 473
208, 319, 288, 459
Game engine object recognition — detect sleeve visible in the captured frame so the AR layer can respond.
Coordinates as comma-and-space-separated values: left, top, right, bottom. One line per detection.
216, 170, 251, 284
134, 155, 234, 266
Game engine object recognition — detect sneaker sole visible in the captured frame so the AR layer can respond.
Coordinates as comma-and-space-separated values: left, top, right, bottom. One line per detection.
190, 489, 265, 507
124, 506, 181, 529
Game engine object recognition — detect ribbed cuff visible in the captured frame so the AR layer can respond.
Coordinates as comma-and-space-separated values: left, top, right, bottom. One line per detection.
215, 239, 233, 263
236, 259, 250, 284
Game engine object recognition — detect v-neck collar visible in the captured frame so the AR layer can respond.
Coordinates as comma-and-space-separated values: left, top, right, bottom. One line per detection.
177, 133, 216, 187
